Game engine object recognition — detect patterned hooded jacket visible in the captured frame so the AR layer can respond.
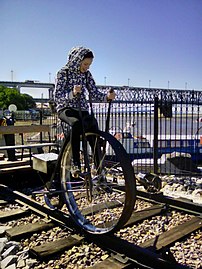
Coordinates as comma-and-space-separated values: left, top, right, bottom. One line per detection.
54, 46, 107, 113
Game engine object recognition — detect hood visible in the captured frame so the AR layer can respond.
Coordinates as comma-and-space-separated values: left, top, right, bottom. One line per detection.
65, 46, 92, 72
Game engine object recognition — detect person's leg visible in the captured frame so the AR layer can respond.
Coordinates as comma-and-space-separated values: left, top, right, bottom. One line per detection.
83, 114, 101, 169
58, 109, 82, 168
71, 121, 81, 168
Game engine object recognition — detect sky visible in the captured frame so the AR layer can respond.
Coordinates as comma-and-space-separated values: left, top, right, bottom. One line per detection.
1, 0, 202, 98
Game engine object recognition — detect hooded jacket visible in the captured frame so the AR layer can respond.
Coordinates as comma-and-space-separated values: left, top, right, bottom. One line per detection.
54, 46, 106, 113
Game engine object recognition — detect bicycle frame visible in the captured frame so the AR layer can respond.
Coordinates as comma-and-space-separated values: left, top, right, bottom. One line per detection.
43, 95, 113, 204
77, 93, 93, 201
34, 91, 138, 234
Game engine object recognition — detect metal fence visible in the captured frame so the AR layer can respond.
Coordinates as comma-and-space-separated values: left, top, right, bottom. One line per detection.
16, 87, 202, 176
98, 87, 201, 174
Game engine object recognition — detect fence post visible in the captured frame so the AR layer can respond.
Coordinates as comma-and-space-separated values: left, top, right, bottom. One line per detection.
153, 97, 159, 173
39, 110, 43, 142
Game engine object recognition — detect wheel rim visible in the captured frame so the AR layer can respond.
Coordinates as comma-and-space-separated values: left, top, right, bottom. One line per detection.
60, 131, 136, 234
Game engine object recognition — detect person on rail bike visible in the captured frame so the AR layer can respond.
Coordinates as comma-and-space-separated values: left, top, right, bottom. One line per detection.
54, 46, 115, 175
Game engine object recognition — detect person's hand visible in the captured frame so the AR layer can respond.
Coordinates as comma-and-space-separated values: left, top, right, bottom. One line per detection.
107, 89, 115, 101
73, 85, 81, 96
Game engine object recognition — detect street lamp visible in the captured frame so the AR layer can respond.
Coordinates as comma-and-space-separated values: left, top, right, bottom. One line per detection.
104, 76, 107, 86
11, 70, 13, 82
49, 73, 52, 83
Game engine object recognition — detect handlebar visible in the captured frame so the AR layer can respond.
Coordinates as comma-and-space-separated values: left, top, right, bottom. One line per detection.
105, 89, 114, 133
77, 87, 114, 134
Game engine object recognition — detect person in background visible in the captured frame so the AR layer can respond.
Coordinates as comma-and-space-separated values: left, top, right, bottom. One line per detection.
54, 46, 115, 174
1, 110, 16, 161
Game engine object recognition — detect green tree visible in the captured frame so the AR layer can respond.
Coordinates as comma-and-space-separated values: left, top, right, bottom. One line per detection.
0, 86, 36, 110
0, 86, 7, 109
22, 93, 36, 109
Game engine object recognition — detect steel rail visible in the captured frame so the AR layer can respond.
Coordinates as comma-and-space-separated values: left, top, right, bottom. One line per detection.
136, 190, 202, 215
0, 184, 75, 231
0, 184, 190, 269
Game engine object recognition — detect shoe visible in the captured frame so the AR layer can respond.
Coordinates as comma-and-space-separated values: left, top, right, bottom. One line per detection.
71, 164, 81, 178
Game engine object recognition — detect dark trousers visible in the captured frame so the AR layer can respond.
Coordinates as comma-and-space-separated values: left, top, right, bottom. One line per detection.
58, 108, 99, 167
4, 134, 16, 161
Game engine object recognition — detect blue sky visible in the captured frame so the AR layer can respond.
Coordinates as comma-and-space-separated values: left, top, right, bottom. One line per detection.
1, 0, 202, 98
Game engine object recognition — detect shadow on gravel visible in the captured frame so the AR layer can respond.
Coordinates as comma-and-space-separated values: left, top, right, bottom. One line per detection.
0, 170, 47, 191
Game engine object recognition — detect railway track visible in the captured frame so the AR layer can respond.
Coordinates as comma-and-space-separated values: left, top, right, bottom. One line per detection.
0, 183, 201, 269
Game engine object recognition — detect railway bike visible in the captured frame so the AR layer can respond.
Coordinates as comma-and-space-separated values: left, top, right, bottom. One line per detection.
42, 95, 136, 234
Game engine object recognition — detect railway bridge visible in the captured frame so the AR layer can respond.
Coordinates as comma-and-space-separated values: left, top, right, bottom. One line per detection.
1, 80, 202, 105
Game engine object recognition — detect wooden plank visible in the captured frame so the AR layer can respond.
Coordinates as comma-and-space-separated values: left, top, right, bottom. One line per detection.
0, 158, 31, 174
0, 142, 57, 150
88, 257, 129, 269
125, 204, 164, 227
0, 208, 30, 221
140, 216, 202, 251
6, 220, 55, 240
0, 164, 32, 174
100, 204, 164, 229
0, 159, 30, 169
0, 125, 50, 135
30, 234, 83, 258
82, 198, 125, 216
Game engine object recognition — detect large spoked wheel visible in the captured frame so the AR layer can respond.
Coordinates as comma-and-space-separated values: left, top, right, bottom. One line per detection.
60, 130, 136, 234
